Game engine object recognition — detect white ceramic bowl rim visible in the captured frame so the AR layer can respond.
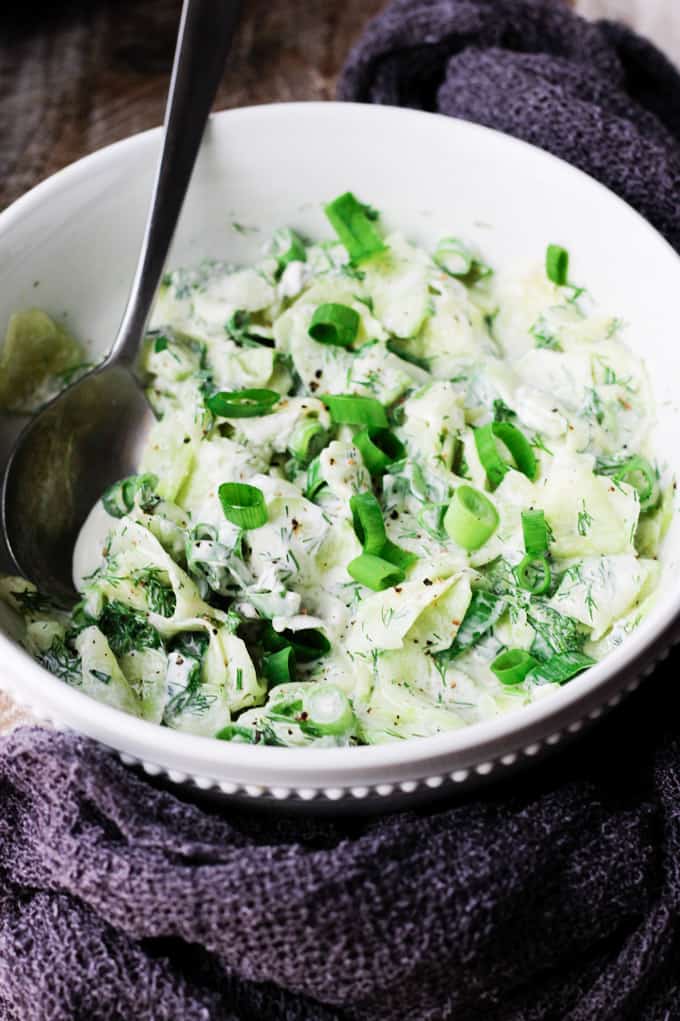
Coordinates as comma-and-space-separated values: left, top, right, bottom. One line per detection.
1, 102, 679, 784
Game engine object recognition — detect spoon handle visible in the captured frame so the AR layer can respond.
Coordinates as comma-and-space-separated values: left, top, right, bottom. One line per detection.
110, 0, 242, 368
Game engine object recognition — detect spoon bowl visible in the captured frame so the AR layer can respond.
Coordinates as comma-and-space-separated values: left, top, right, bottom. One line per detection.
2, 365, 153, 604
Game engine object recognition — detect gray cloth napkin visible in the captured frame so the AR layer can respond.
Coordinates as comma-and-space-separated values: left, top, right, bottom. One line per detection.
339, 0, 680, 251
3, 2, 680, 1018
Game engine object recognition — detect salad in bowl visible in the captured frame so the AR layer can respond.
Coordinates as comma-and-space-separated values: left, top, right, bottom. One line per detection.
0, 190, 669, 749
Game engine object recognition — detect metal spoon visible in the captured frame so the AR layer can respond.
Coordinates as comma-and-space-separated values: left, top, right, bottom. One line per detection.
1, 0, 241, 605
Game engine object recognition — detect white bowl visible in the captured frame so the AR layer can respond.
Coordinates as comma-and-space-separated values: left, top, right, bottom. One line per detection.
1, 102, 679, 812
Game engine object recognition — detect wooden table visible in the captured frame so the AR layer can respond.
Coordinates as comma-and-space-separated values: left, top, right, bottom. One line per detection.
0, 0, 677, 733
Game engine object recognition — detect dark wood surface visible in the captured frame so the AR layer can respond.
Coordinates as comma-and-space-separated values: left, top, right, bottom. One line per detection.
4, 1, 675, 216
0, 0, 385, 212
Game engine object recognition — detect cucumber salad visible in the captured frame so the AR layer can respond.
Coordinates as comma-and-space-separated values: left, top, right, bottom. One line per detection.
0, 193, 671, 747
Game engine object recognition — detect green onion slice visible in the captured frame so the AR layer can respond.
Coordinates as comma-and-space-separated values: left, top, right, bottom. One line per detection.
529, 651, 595, 685
433, 237, 473, 277
261, 625, 291, 654
474, 425, 507, 489
347, 553, 405, 591
380, 539, 418, 572
444, 485, 499, 551
324, 192, 387, 264
218, 482, 268, 529
515, 554, 552, 596
353, 426, 405, 475
474, 421, 538, 489
321, 394, 388, 428
206, 388, 279, 418
308, 303, 360, 348
521, 509, 550, 557
350, 492, 387, 554
193, 522, 218, 542
271, 227, 306, 274
291, 630, 331, 661
490, 421, 537, 481
262, 646, 296, 686
454, 591, 505, 651
300, 684, 354, 737
595, 454, 659, 512
262, 624, 330, 663
102, 473, 158, 518
417, 502, 447, 540
614, 456, 658, 511
305, 455, 326, 500
385, 338, 430, 372
491, 648, 538, 686
436, 590, 506, 663
226, 310, 257, 344
288, 419, 327, 464
546, 244, 569, 286
216, 724, 256, 744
